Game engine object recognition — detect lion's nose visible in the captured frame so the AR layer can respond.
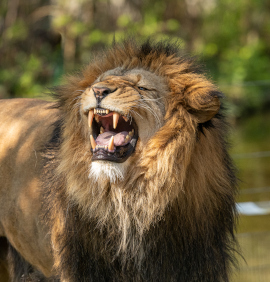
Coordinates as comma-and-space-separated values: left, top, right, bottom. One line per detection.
92, 87, 113, 99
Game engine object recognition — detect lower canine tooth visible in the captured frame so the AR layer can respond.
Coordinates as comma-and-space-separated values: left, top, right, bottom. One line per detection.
123, 116, 129, 122
90, 135, 97, 150
100, 127, 104, 134
108, 136, 114, 151
95, 116, 100, 122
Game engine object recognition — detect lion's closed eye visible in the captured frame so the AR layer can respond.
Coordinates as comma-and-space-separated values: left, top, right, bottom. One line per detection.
138, 86, 148, 91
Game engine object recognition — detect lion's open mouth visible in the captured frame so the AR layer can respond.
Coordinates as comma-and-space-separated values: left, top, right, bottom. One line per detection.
88, 108, 138, 163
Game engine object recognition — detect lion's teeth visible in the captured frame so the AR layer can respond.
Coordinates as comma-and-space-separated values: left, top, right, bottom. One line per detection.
95, 115, 100, 123
108, 136, 114, 151
123, 116, 129, 122
129, 130, 134, 137
90, 135, 96, 150
96, 145, 105, 149
88, 110, 94, 128
125, 135, 131, 142
94, 108, 109, 115
113, 112, 120, 129
100, 126, 104, 134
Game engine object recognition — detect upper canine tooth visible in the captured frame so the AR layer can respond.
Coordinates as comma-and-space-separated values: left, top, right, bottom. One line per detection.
88, 110, 94, 128
123, 116, 129, 122
90, 135, 97, 150
113, 112, 120, 129
108, 136, 114, 151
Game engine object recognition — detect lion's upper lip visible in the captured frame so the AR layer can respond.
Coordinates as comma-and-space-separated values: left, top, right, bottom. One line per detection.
87, 107, 138, 163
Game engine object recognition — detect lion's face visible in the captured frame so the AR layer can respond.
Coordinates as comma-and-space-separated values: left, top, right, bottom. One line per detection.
81, 68, 167, 181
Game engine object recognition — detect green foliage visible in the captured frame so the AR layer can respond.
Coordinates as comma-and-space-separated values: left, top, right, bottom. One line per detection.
166, 19, 180, 32
117, 15, 131, 28
198, 0, 270, 116
0, 0, 269, 117
5, 20, 28, 41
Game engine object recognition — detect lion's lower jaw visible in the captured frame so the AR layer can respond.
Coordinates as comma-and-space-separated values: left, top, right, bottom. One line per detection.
89, 160, 128, 184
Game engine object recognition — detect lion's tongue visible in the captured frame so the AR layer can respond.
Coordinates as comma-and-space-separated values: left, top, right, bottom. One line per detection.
96, 131, 129, 146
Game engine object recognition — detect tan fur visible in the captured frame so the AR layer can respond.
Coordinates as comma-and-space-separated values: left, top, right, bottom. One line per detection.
0, 40, 236, 281
0, 99, 57, 278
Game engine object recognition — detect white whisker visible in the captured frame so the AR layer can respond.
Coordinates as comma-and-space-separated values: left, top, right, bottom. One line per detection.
136, 102, 162, 128
129, 109, 144, 120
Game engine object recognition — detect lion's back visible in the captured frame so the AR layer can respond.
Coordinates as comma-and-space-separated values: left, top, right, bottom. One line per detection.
0, 99, 57, 277
0, 98, 58, 225
0, 98, 58, 196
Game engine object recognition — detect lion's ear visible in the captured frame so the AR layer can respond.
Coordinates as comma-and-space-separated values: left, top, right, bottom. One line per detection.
186, 90, 221, 123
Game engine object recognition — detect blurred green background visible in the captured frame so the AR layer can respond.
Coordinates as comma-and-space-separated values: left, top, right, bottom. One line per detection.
0, 0, 270, 281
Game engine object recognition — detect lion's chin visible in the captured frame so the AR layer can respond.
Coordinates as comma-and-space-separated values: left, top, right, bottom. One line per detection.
89, 160, 128, 184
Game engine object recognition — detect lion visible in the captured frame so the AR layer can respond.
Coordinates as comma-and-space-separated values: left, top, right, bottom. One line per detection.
0, 39, 238, 281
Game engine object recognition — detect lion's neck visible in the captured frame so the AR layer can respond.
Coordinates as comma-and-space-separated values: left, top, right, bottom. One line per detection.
65, 171, 173, 260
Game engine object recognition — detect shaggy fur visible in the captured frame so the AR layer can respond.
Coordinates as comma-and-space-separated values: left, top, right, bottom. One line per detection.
0, 39, 238, 281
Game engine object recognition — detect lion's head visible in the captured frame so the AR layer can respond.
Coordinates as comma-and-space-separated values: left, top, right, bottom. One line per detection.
81, 67, 167, 183
49, 40, 236, 273
56, 40, 220, 180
